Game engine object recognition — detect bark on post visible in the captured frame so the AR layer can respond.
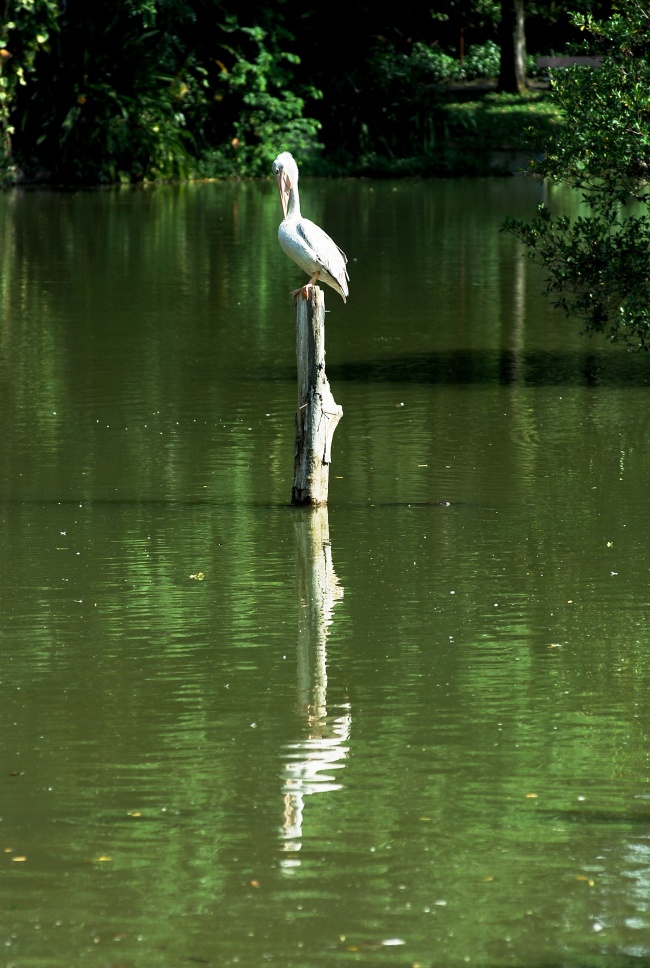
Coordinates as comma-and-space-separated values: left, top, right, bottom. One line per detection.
291, 286, 342, 506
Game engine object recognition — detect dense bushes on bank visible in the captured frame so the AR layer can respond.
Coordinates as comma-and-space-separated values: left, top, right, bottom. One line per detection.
0, 1, 605, 184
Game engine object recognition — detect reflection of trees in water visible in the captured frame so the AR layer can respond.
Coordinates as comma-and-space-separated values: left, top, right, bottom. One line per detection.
279, 508, 349, 860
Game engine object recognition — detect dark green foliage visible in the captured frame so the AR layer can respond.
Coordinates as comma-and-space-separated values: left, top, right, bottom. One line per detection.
6, 1, 199, 181
504, 2, 650, 350
0, 0, 621, 184
194, 18, 322, 178
3, 0, 323, 182
462, 40, 501, 79
0, 0, 60, 180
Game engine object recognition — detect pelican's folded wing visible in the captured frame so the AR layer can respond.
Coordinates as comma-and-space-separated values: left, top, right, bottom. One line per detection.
298, 218, 349, 283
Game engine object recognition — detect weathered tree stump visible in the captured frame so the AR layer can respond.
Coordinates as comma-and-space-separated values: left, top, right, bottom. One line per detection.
291, 286, 343, 506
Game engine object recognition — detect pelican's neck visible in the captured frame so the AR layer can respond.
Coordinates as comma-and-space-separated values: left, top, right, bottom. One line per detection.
286, 175, 301, 219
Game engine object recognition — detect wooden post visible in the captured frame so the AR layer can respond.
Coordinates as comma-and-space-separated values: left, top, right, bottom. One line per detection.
291, 286, 343, 506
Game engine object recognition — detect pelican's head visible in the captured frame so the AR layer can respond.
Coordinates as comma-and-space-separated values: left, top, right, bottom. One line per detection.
273, 151, 299, 218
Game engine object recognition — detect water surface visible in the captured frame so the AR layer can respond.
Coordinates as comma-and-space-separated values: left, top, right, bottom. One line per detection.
1, 177, 649, 967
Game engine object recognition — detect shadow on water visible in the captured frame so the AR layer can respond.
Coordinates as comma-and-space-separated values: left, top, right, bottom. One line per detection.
538, 808, 650, 827
319, 348, 650, 388
487, 961, 650, 968
1, 499, 476, 516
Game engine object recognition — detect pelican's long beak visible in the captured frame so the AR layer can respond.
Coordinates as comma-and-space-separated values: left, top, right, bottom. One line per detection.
276, 169, 291, 218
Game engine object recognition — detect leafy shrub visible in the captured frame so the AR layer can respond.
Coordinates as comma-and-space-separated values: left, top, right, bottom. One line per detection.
505, 3, 650, 349
0, 0, 59, 181
4, 3, 323, 183
461, 40, 501, 79
407, 42, 463, 83
204, 23, 322, 177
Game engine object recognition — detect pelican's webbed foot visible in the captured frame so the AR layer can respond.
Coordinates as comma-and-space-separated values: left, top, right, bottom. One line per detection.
290, 271, 320, 301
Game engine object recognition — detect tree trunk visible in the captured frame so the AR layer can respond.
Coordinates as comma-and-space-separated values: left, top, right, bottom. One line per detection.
497, 0, 527, 94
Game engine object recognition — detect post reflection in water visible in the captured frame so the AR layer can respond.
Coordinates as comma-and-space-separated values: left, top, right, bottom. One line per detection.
280, 507, 350, 862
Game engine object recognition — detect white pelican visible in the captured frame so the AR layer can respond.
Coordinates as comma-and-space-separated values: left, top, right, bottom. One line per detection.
273, 151, 349, 303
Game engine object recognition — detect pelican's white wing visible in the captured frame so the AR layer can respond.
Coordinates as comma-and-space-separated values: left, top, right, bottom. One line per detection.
297, 218, 349, 288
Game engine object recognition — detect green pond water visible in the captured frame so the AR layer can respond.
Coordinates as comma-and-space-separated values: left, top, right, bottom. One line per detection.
0, 176, 650, 968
